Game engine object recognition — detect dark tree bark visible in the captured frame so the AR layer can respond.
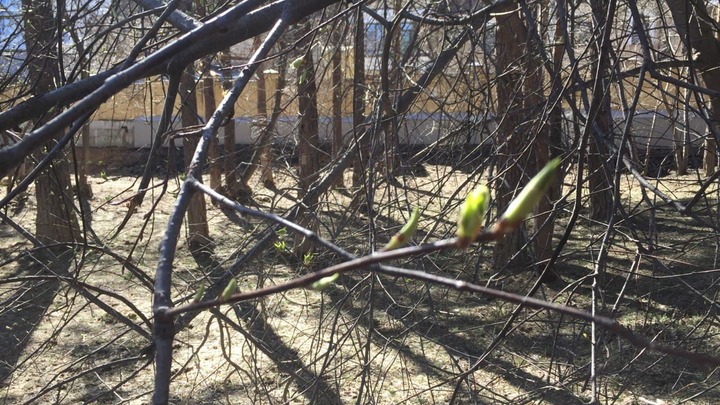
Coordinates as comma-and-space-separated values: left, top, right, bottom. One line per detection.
202, 73, 222, 191
254, 36, 275, 188
219, 48, 253, 198
221, 68, 240, 191
537, 3, 566, 265
331, 23, 345, 188
527, 2, 555, 266
588, 0, 614, 222
352, 8, 367, 188
492, 4, 530, 269
296, 45, 320, 192
241, 52, 288, 190
67, 24, 94, 200
294, 20, 321, 255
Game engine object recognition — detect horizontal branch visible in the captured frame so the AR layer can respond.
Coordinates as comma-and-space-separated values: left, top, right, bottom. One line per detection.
161, 179, 720, 370
163, 231, 720, 369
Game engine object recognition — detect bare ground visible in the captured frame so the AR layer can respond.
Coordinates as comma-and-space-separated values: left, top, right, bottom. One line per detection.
1, 159, 719, 404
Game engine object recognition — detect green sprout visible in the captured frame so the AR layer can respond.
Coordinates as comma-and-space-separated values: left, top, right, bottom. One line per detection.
303, 251, 315, 266
496, 157, 561, 233
273, 228, 288, 252
310, 273, 339, 291
457, 185, 490, 247
273, 240, 286, 252
220, 278, 238, 302
384, 207, 421, 251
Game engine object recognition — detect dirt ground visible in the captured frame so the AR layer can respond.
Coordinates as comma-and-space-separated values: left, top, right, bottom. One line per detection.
1, 154, 719, 404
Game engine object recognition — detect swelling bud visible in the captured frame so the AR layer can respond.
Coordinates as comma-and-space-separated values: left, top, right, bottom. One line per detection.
220, 278, 238, 302
496, 157, 561, 233
311, 273, 339, 291
384, 207, 420, 251
192, 284, 206, 303
457, 185, 490, 247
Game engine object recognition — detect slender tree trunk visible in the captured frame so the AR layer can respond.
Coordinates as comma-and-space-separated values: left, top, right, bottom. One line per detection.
680, 87, 692, 175
297, 54, 320, 192
382, 1, 403, 175
534, 23, 566, 282
222, 78, 239, 188
66, 20, 93, 200
352, 8, 367, 188
76, 64, 93, 199
202, 73, 222, 191
22, 0, 80, 246
332, 26, 345, 188
78, 123, 92, 197
531, 2, 557, 266
194, 0, 221, 192
241, 53, 288, 189
587, 0, 614, 222
180, 66, 211, 250
254, 36, 275, 188
218, 48, 246, 197
659, 78, 689, 175
294, 21, 321, 255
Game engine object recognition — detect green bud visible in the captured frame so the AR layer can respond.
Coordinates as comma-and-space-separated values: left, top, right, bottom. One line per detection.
384, 207, 421, 251
457, 185, 490, 246
498, 157, 561, 232
220, 278, 238, 302
311, 273, 339, 291
192, 284, 206, 303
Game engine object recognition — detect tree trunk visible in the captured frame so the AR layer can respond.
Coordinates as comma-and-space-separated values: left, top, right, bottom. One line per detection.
588, 0, 614, 222
294, 21, 321, 255
531, 2, 558, 266
180, 66, 211, 250
241, 53, 288, 190
218, 48, 247, 198
22, 0, 80, 246
492, 4, 530, 269
74, 46, 93, 199
352, 8, 367, 188
666, 0, 720, 176
331, 26, 345, 188
221, 79, 239, 188
78, 122, 93, 198
659, 79, 689, 175
254, 36, 275, 188
297, 54, 320, 192
195, 0, 221, 192
203, 74, 222, 191
382, 1, 403, 175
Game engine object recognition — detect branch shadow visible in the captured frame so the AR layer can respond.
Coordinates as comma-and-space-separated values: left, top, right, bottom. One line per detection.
184, 249, 346, 404
0, 251, 69, 383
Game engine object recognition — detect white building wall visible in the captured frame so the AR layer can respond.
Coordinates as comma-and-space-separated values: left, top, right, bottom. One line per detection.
2, 111, 703, 151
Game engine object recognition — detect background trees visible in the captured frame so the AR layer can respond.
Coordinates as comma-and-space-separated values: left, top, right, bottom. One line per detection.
1, 0, 720, 403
